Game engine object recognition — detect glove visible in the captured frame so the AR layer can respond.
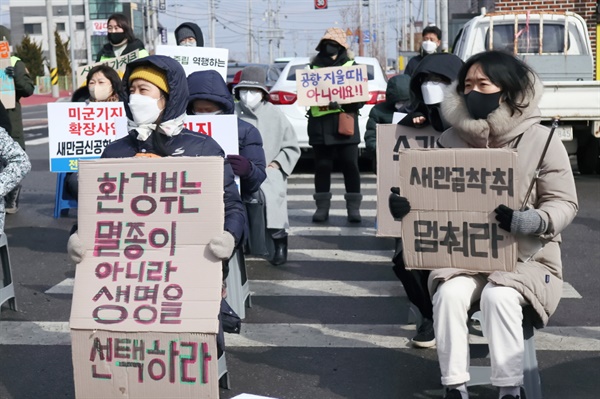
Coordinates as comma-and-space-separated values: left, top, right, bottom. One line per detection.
4, 66, 14, 77
208, 231, 235, 260
494, 205, 546, 235
328, 101, 341, 110
67, 232, 85, 264
227, 154, 252, 178
389, 187, 411, 220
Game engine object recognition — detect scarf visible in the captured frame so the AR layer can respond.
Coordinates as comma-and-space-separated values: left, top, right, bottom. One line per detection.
128, 113, 186, 142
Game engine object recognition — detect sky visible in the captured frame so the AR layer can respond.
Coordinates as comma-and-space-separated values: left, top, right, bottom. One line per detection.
159, 0, 437, 63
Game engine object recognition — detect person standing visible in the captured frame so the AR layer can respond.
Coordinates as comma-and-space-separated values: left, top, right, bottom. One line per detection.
3, 47, 34, 213
175, 22, 204, 47
234, 66, 300, 266
308, 28, 365, 223
95, 13, 148, 62
404, 25, 442, 77
391, 51, 578, 399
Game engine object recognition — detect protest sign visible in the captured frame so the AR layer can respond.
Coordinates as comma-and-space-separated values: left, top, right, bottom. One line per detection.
70, 157, 224, 398
376, 124, 439, 237
398, 148, 519, 272
295, 64, 369, 106
156, 45, 228, 80
76, 50, 141, 88
0, 41, 15, 109
184, 115, 238, 156
47, 102, 127, 172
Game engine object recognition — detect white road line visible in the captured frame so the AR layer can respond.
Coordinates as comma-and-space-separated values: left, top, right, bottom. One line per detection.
1, 321, 598, 351
287, 195, 377, 202
288, 226, 376, 236
26, 137, 49, 146
288, 183, 377, 190
45, 277, 583, 299
291, 174, 376, 180
289, 209, 377, 217
24, 124, 48, 131
248, 249, 393, 262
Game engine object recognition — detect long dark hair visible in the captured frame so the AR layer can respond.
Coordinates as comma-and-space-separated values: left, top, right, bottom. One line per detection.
107, 13, 136, 42
86, 64, 124, 99
456, 50, 536, 116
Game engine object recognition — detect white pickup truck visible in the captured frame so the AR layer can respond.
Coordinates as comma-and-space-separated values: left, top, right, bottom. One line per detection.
451, 10, 600, 174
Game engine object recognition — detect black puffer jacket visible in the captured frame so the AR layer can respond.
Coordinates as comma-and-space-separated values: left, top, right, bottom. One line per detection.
101, 55, 246, 244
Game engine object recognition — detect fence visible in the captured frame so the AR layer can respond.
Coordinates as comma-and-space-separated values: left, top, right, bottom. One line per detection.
34, 76, 72, 94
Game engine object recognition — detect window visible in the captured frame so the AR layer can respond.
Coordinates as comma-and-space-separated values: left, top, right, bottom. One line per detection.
56, 23, 65, 32
76, 22, 85, 30
485, 24, 569, 54
24, 23, 42, 35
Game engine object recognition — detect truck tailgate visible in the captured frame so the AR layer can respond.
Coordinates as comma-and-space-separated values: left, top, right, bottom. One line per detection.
539, 81, 600, 120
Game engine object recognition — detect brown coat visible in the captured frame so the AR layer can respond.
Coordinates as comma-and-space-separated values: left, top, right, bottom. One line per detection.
429, 76, 579, 327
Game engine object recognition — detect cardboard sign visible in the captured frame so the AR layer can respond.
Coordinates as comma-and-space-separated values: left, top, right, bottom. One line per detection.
398, 148, 519, 272
376, 124, 439, 237
76, 50, 141, 88
296, 64, 369, 106
47, 102, 127, 172
71, 330, 218, 398
0, 41, 15, 109
156, 45, 228, 81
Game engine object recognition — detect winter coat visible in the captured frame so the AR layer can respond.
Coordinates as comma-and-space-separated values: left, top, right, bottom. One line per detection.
6, 58, 34, 149
307, 52, 365, 147
0, 127, 31, 233
428, 76, 579, 328
175, 22, 204, 47
95, 38, 148, 62
101, 55, 246, 245
187, 70, 266, 198
403, 54, 425, 77
236, 100, 300, 230
364, 74, 411, 152
0, 101, 11, 133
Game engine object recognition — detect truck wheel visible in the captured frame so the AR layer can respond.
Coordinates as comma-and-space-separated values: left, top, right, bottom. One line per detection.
576, 136, 599, 175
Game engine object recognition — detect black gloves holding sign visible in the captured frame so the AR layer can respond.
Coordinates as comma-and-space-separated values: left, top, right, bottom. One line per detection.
389, 187, 411, 220
494, 204, 546, 235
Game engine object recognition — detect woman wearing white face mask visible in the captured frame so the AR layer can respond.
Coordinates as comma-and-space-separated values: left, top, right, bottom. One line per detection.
175, 22, 204, 47
233, 66, 300, 266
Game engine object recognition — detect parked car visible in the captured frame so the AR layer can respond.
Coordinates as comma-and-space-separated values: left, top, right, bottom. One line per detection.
268, 56, 388, 155
227, 62, 281, 93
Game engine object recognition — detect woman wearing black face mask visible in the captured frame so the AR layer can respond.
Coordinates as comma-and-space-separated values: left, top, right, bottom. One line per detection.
308, 28, 365, 224
95, 13, 149, 62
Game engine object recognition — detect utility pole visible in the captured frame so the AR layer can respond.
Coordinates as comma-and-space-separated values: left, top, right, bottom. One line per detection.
423, 0, 428, 27
210, 0, 216, 47
151, 0, 158, 51
436, 0, 441, 27
68, 0, 76, 91
358, 0, 363, 56
409, 0, 414, 51
46, 0, 59, 98
267, 0, 273, 63
440, 0, 448, 51
248, 0, 253, 62
144, 0, 150, 48
83, 0, 92, 63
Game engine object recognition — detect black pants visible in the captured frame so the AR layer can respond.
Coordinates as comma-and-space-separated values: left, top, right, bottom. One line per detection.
313, 144, 360, 193
392, 238, 433, 319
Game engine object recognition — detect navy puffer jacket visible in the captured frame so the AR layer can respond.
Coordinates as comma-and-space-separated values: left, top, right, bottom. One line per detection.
101, 55, 246, 244
187, 69, 266, 199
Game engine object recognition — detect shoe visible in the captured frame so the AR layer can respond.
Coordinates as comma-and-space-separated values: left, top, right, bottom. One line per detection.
4, 185, 21, 214
269, 234, 288, 266
312, 192, 331, 222
412, 318, 436, 348
443, 389, 463, 399
344, 192, 362, 223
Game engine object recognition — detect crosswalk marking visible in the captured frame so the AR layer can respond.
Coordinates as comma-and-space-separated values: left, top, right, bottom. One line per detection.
289, 209, 377, 217
288, 226, 376, 236
1, 321, 598, 351
288, 183, 377, 190
287, 195, 377, 202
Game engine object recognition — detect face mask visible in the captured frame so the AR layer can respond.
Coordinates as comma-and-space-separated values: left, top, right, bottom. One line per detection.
421, 40, 438, 54
180, 40, 197, 47
464, 90, 503, 120
323, 43, 340, 57
194, 110, 222, 116
421, 81, 448, 105
129, 94, 163, 124
240, 90, 263, 109
108, 32, 127, 45
89, 84, 113, 102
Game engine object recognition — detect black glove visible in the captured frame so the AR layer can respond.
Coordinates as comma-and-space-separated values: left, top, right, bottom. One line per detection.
4, 66, 14, 77
494, 204, 545, 235
389, 187, 411, 220
328, 101, 341, 110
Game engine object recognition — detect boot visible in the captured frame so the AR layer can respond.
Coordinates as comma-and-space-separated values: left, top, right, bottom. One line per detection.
4, 185, 21, 214
344, 192, 362, 223
312, 192, 332, 222
269, 229, 288, 266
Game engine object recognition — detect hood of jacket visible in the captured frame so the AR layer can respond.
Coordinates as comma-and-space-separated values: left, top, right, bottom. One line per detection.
409, 53, 464, 103
386, 74, 411, 105
187, 69, 234, 115
175, 22, 204, 47
122, 55, 188, 124
71, 86, 90, 103
441, 73, 544, 148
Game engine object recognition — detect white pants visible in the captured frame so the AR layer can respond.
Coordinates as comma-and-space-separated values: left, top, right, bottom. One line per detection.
432, 275, 527, 387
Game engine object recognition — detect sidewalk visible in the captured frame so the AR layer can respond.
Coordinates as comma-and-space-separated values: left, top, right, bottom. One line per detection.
21, 90, 72, 107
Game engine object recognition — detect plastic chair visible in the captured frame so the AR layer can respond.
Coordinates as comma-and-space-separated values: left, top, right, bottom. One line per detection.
468, 305, 543, 399
54, 172, 78, 218
0, 234, 17, 315
225, 247, 251, 319
218, 352, 230, 389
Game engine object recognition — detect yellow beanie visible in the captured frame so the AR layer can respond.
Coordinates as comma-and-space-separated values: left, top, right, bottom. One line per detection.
129, 66, 169, 93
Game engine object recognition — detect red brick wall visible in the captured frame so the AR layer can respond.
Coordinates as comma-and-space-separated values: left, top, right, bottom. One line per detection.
493, 0, 598, 78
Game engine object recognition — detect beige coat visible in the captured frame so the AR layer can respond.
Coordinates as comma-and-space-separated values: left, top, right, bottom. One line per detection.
428, 76, 579, 327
